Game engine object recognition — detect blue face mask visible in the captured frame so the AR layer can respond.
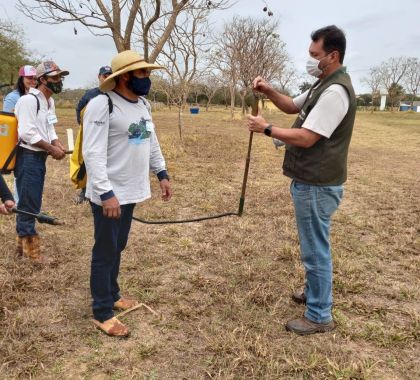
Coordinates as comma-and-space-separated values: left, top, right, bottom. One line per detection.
127, 75, 151, 96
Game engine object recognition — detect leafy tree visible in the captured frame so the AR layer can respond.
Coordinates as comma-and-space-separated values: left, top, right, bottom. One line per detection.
386, 83, 405, 108
0, 20, 36, 88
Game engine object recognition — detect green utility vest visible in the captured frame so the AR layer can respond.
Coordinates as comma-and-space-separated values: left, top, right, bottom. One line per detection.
283, 68, 356, 186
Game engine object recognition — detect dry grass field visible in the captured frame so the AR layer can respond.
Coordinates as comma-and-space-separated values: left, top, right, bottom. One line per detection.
0, 107, 419, 380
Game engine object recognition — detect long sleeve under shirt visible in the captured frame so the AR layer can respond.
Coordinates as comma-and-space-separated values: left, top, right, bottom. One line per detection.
82, 91, 167, 206
14, 88, 58, 151
0, 174, 14, 203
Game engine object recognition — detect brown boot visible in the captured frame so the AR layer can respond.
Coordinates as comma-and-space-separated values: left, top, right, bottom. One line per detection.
22, 235, 51, 265
16, 236, 23, 257
285, 316, 336, 336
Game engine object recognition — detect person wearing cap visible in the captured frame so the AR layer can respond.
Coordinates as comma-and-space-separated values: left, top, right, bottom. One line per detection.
75, 65, 112, 125
13, 61, 69, 264
74, 65, 112, 204
3, 65, 38, 205
83, 50, 172, 337
3, 65, 37, 113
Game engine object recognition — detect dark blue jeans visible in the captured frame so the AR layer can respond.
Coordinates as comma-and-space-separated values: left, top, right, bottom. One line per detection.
90, 202, 135, 322
14, 148, 47, 237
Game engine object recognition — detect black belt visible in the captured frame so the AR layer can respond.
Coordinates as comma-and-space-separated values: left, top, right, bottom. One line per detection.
18, 146, 48, 158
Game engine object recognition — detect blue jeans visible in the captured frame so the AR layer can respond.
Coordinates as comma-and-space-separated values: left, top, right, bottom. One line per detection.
90, 202, 135, 322
290, 180, 343, 324
14, 148, 47, 237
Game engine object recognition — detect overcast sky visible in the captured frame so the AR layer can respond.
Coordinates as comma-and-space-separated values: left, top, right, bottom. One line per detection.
2, 0, 419, 93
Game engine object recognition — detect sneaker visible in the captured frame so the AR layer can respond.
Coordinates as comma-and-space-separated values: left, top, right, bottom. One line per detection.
285, 316, 336, 336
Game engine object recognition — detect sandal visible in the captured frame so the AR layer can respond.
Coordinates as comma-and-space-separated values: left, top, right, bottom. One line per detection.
113, 297, 139, 311
92, 317, 130, 337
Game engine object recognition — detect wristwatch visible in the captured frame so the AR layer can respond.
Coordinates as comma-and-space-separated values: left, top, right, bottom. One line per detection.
264, 124, 272, 137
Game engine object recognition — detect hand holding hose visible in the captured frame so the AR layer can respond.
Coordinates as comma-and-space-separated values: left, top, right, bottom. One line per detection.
0, 200, 15, 215
252, 76, 273, 95
247, 114, 270, 134
47, 139, 66, 160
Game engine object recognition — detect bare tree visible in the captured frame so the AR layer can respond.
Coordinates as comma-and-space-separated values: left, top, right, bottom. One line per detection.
404, 57, 420, 101
200, 72, 224, 111
153, 6, 210, 140
378, 57, 410, 111
17, 0, 232, 59
215, 17, 289, 115
362, 66, 382, 111
276, 64, 298, 95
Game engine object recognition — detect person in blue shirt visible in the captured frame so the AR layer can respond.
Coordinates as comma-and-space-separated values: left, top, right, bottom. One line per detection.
3, 65, 37, 205
3, 65, 37, 113
75, 65, 112, 124
74, 66, 112, 204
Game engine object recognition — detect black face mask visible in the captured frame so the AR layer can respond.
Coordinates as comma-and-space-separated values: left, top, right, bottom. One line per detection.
45, 80, 63, 94
127, 75, 151, 96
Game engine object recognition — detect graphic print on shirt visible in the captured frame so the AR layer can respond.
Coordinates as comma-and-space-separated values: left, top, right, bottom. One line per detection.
128, 117, 153, 145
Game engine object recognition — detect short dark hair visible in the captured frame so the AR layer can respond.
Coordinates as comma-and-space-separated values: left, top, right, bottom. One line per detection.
15, 76, 26, 96
311, 25, 346, 64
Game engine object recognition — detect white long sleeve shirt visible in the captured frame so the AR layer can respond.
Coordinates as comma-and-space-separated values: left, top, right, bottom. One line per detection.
14, 88, 58, 151
82, 91, 167, 206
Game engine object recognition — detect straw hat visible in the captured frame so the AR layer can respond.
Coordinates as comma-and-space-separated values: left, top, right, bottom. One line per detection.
99, 50, 163, 92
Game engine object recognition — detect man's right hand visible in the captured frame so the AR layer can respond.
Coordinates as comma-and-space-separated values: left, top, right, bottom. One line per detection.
253, 76, 272, 94
0, 200, 15, 215
102, 196, 121, 219
48, 145, 66, 160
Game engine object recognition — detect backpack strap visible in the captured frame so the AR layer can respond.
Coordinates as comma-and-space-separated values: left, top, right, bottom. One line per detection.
29, 93, 40, 114
104, 93, 113, 114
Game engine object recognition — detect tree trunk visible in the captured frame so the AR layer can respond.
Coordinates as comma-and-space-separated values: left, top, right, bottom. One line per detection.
240, 92, 246, 115
229, 85, 236, 119
178, 106, 183, 141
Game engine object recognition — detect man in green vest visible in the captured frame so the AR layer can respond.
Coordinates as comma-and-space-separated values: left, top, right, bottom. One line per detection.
247, 25, 356, 335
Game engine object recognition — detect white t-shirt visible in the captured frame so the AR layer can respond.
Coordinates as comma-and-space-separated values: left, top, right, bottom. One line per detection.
293, 84, 350, 138
82, 91, 167, 206
14, 88, 58, 151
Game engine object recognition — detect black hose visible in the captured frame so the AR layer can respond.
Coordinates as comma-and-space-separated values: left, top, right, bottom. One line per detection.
133, 212, 238, 225
132, 94, 259, 225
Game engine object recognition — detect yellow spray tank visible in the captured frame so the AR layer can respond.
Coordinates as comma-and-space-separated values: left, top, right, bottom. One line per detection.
0, 111, 18, 172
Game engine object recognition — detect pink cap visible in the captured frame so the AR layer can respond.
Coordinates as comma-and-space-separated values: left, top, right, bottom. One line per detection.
18, 65, 37, 77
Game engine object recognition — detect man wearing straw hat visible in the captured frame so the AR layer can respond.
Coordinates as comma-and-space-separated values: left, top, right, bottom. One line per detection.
82, 50, 172, 337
